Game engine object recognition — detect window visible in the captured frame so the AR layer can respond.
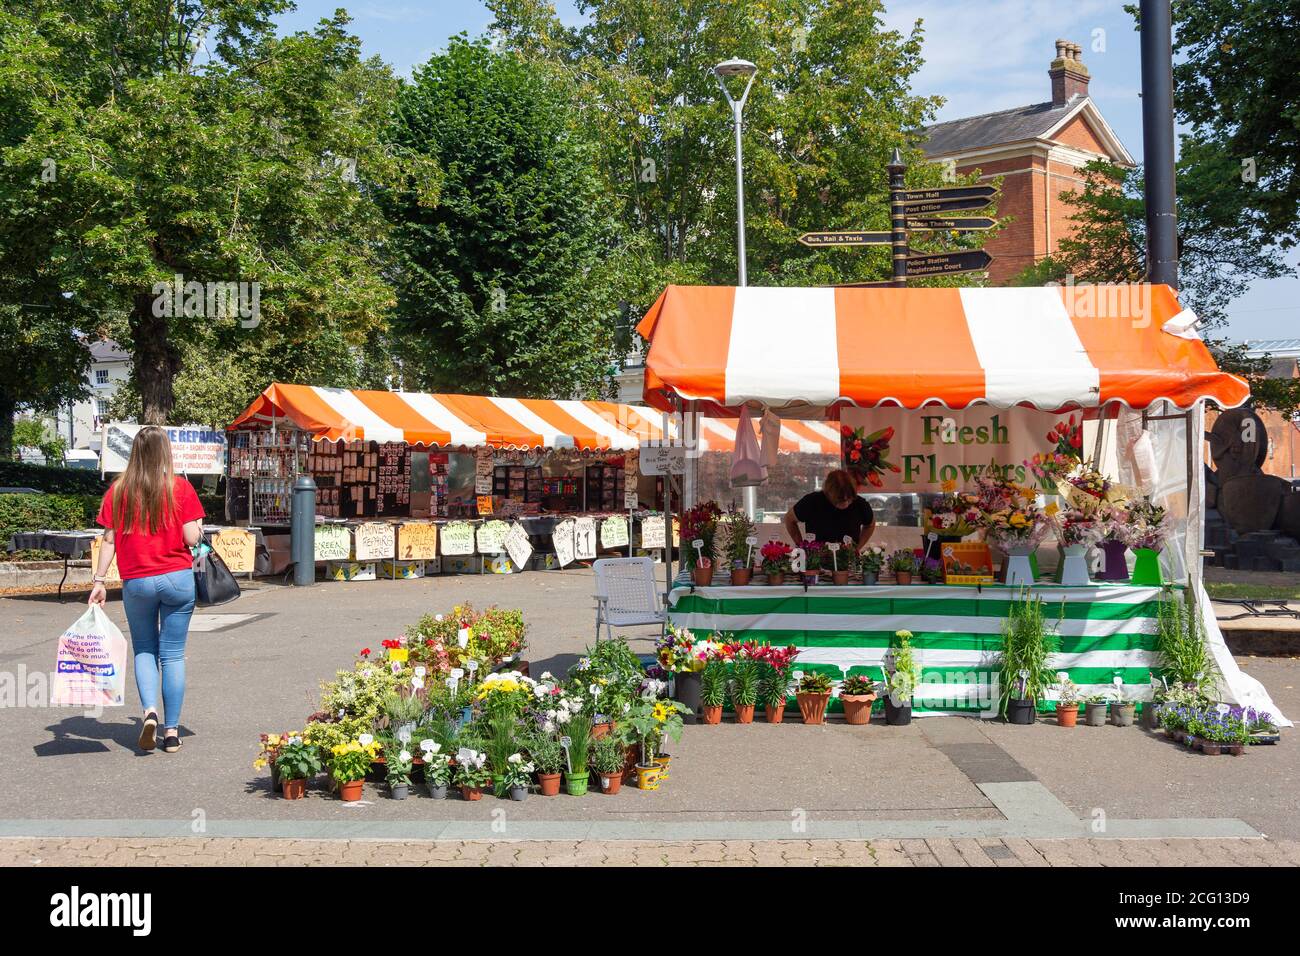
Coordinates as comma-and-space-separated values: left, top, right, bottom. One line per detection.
94, 369, 109, 385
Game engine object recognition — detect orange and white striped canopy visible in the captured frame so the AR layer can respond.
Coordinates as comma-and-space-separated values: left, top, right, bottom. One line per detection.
229, 383, 667, 451
696, 417, 840, 456
637, 284, 1249, 417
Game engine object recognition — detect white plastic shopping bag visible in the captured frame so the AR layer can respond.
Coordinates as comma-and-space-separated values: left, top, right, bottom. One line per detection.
51, 605, 127, 708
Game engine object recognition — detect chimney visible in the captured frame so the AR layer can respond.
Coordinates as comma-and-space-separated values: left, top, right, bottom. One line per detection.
1049, 39, 1090, 106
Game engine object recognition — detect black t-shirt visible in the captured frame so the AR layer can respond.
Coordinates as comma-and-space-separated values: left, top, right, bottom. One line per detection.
793, 492, 874, 545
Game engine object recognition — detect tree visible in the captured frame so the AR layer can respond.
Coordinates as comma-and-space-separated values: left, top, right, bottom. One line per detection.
11, 416, 68, 464
0, 2, 435, 424
385, 37, 639, 397
0, 304, 88, 459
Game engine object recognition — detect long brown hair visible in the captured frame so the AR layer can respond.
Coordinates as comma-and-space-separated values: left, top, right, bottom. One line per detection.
110, 426, 176, 534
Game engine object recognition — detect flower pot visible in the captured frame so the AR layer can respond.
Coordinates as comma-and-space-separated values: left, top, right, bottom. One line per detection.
691, 565, 714, 586
701, 704, 723, 725
1226, 743, 1245, 756
673, 671, 702, 714
841, 693, 876, 725
460, 785, 484, 801
1084, 702, 1108, 726
635, 763, 661, 790
537, 772, 561, 796
1098, 540, 1130, 581
653, 755, 671, 780
796, 691, 830, 725
622, 745, 640, 782
885, 697, 912, 725
1130, 547, 1164, 586
734, 703, 755, 724
802, 571, 819, 587
597, 771, 623, 794
1056, 705, 1078, 728
1111, 702, 1136, 727
1200, 739, 1222, 756
861, 571, 878, 585
564, 771, 589, 796
730, 567, 753, 586
894, 571, 913, 585
591, 721, 612, 739
270, 763, 282, 793
281, 777, 306, 800
508, 785, 528, 801
1003, 550, 1036, 588
338, 779, 364, 802
390, 783, 409, 800
1005, 698, 1036, 725
764, 702, 786, 723
766, 572, 784, 586
426, 783, 448, 799
831, 569, 850, 586
1141, 703, 1161, 730
1057, 544, 1091, 587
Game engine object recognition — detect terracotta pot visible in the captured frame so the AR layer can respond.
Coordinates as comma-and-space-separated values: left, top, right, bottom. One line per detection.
598, 771, 623, 794
691, 564, 714, 586
734, 703, 755, 724
831, 569, 850, 586
591, 721, 612, 739
895, 571, 913, 585
537, 772, 562, 796
701, 704, 723, 725
797, 691, 830, 725
622, 746, 639, 782
730, 567, 753, 586
1057, 705, 1079, 728
1226, 743, 1245, 756
1200, 739, 1222, 756
764, 702, 786, 723
281, 777, 306, 800
635, 764, 661, 790
766, 572, 784, 586
841, 693, 876, 725
460, 785, 484, 801
338, 779, 364, 802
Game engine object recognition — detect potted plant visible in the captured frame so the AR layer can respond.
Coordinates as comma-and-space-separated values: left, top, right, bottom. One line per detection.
420, 745, 452, 799
700, 656, 727, 724
499, 752, 534, 801
855, 545, 885, 585
1095, 504, 1131, 581
453, 749, 491, 800
721, 510, 756, 585
273, 737, 320, 800
997, 590, 1059, 725
798, 539, 824, 586
657, 624, 705, 714
758, 644, 798, 722
589, 734, 626, 794
839, 674, 878, 725
826, 541, 851, 585
1082, 694, 1108, 726
680, 501, 722, 585
918, 556, 944, 585
729, 653, 760, 723
562, 714, 592, 795
795, 670, 833, 724
889, 548, 918, 585
1053, 673, 1081, 727
1122, 496, 1167, 586
526, 733, 565, 796
384, 743, 414, 800
760, 540, 791, 585
329, 739, 379, 802
884, 630, 921, 725
1110, 685, 1136, 727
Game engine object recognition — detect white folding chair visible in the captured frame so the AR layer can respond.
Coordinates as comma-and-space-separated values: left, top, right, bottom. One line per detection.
592, 557, 668, 642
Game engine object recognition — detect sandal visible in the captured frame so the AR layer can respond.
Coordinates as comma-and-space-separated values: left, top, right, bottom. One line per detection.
138, 712, 159, 752
162, 732, 182, 754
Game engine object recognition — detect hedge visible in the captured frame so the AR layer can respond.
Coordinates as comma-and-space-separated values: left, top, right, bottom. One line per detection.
0, 494, 101, 545
0, 461, 108, 495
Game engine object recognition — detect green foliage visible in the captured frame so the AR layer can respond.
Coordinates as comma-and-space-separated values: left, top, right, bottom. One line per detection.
1155, 594, 1219, 694
383, 743, 414, 787
721, 510, 756, 564
760, 665, 791, 708
797, 671, 833, 695
997, 591, 1061, 712
887, 630, 921, 702
562, 713, 592, 770
729, 657, 760, 707
0, 307, 90, 459
0, 493, 100, 542
1205, 341, 1300, 420
0, 462, 107, 494
588, 734, 626, 775
524, 732, 566, 775
273, 740, 322, 782
11, 420, 66, 464
700, 658, 728, 707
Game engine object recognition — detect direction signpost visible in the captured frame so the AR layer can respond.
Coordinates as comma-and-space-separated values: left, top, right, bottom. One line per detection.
906, 216, 996, 232
905, 249, 993, 278
798, 231, 891, 247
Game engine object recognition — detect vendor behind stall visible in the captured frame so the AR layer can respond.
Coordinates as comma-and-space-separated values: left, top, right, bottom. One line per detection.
783, 469, 875, 549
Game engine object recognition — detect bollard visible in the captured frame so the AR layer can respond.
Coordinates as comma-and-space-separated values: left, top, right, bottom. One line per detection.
291, 475, 317, 587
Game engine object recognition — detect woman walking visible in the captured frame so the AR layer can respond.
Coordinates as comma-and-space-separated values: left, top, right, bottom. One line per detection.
89, 426, 205, 753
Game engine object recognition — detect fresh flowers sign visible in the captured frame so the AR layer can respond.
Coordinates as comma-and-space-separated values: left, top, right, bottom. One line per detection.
839, 407, 1076, 493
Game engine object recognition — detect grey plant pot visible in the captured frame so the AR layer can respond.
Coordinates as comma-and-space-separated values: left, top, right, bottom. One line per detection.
1084, 702, 1108, 726
508, 785, 528, 802
390, 784, 409, 800
1111, 703, 1136, 727
674, 670, 702, 714
426, 783, 448, 800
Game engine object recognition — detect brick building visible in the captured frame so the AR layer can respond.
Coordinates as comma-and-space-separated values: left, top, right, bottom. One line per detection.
920, 40, 1135, 284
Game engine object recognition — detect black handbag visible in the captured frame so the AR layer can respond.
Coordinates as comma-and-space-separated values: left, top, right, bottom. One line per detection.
194, 538, 241, 607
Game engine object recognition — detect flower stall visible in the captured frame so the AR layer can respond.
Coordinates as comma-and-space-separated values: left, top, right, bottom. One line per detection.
637, 283, 1287, 725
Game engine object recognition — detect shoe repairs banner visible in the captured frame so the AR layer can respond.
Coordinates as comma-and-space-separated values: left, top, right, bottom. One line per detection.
101, 422, 228, 475
838, 406, 1082, 493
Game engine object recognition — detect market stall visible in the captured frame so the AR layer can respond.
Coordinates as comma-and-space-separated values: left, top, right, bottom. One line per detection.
638, 283, 1286, 721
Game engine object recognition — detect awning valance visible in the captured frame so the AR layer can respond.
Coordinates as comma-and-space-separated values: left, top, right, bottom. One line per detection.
637, 284, 1249, 417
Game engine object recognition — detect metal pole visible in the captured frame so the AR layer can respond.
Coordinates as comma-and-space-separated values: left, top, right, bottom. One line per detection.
291, 474, 316, 586
888, 148, 908, 287
1139, 0, 1179, 289
733, 101, 748, 288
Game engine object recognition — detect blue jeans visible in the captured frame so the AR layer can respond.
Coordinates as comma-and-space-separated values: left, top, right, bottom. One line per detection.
121, 568, 195, 728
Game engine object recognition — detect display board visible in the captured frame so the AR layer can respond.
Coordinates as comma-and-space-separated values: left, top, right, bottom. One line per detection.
210, 528, 256, 574
476, 519, 511, 554
397, 521, 439, 560
600, 515, 629, 549
474, 447, 494, 495
101, 423, 227, 475
573, 516, 597, 560
641, 515, 666, 549
441, 520, 476, 556
552, 518, 576, 567
504, 522, 533, 570
377, 441, 410, 516
314, 523, 352, 561
353, 521, 395, 561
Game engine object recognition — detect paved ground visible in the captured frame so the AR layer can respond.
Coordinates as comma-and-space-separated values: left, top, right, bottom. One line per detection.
1, 568, 1296, 865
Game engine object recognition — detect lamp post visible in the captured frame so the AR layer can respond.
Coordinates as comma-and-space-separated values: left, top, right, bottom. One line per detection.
713, 57, 759, 518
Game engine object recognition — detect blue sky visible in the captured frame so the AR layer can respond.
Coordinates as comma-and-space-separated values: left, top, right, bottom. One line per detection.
276, 1, 1298, 342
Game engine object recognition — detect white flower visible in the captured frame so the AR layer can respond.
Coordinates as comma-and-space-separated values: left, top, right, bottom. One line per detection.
399, 750, 411, 762
542, 720, 556, 734
532, 685, 548, 698
397, 728, 412, 743
288, 736, 302, 746
622, 702, 631, 714
539, 671, 555, 681
556, 711, 571, 725
507, 753, 522, 764
589, 684, 600, 696
435, 614, 444, 622
419, 739, 436, 752
358, 733, 374, 746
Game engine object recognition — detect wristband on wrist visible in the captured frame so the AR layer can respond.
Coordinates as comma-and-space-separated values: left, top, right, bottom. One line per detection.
93, 576, 106, 584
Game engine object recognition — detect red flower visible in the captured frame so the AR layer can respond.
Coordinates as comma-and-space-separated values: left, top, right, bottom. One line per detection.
879, 427, 895, 443
849, 449, 861, 462
841, 425, 853, 437
1070, 430, 1083, 449
889, 463, 901, 473
360, 648, 371, 657
1046, 429, 1058, 443
853, 439, 862, 449
867, 471, 883, 488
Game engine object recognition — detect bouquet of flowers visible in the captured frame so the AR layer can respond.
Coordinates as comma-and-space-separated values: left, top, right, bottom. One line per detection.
841, 424, 901, 488
1065, 467, 1111, 502
1048, 414, 1084, 459
656, 624, 704, 674
923, 480, 982, 538
679, 500, 722, 570
760, 540, 792, 574
1053, 506, 1101, 546
1026, 451, 1078, 490
798, 539, 826, 572
977, 479, 1049, 552
1122, 496, 1168, 551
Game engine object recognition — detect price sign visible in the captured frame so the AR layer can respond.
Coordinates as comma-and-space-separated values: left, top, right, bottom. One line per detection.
474, 447, 494, 495
504, 522, 533, 570
553, 518, 576, 568
210, 528, 255, 574
397, 521, 438, 560
639, 443, 685, 475
600, 515, 629, 549
641, 515, 666, 549
476, 519, 510, 554
353, 521, 395, 561
624, 449, 640, 508
440, 520, 476, 556
476, 495, 494, 515
313, 523, 352, 562
573, 517, 597, 560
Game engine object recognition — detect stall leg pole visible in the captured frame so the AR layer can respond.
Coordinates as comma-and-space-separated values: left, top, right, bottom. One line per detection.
664, 463, 673, 596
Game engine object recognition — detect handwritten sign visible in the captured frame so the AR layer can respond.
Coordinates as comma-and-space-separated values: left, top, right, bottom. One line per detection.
314, 523, 352, 562
641, 515, 666, 550
639, 443, 685, 475
624, 448, 640, 509
476, 495, 494, 516
210, 528, 255, 574
440, 521, 476, 556
397, 521, 438, 560
573, 517, 597, 561
553, 518, 576, 568
474, 447, 494, 495
476, 519, 510, 554
353, 521, 395, 561
600, 515, 629, 549
89, 535, 121, 584
504, 522, 533, 570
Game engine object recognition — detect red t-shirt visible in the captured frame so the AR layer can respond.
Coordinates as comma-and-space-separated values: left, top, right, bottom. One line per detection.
97, 477, 206, 580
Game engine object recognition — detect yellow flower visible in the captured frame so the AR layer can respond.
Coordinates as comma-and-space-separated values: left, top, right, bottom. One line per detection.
941, 479, 957, 493
1044, 502, 1060, 517
1010, 514, 1027, 527
652, 702, 671, 722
